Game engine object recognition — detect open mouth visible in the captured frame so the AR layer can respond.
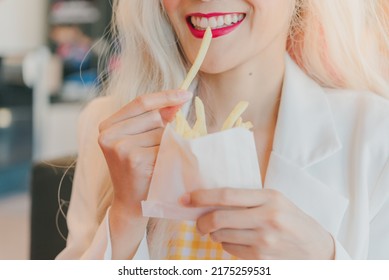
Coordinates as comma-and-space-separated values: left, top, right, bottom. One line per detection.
186, 13, 246, 38
187, 13, 245, 30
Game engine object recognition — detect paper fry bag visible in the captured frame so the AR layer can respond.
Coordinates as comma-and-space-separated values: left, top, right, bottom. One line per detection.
141, 124, 261, 220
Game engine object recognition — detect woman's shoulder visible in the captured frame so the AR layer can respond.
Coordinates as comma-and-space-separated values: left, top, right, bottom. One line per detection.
78, 95, 117, 130
80, 95, 116, 119
324, 88, 389, 164
324, 88, 389, 129
74, 95, 118, 153
324, 87, 389, 108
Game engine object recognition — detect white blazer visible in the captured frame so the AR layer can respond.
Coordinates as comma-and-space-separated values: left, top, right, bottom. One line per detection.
56, 55, 389, 260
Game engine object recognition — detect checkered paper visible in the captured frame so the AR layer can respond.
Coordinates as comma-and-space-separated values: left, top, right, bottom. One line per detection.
166, 221, 238, 260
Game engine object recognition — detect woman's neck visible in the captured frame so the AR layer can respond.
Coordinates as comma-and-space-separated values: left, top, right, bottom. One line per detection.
198, 51, 285, 132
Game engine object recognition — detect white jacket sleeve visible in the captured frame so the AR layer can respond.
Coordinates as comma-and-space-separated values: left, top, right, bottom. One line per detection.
56, 97, 150, 259
368, 158, 389, 259
334, 158, 389, 260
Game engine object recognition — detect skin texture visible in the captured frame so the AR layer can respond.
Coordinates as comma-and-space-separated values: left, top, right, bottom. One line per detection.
100, 0, 335, 259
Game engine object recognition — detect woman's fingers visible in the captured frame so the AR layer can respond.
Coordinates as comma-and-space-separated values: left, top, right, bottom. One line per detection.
197, 208, 260, 234
108, 128, 164, 151
100, 110, 165, 144
194, 190, 290, 234
132, 128, 165, 148
196, 205, 286, 235
221, 243, 264, 260
99, 90, 192, 131
181, 188, 280, 208
103, 132, 162, 164
210, 228, 258, 246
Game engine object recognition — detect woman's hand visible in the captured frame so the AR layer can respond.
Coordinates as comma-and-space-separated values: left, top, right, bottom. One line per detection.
99, 90, 192, 213
98, 90, 192, 259
181, 188, 335, 260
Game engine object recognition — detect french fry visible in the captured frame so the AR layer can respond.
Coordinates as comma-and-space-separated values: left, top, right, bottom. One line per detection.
192, 97, 207, 136
175, 27, 212, 136
234, 117, 253, 130
221, 101, 249, 131
184, 129, 200, 140
180, 27, 213, 91
235, 117, 243, 127
175, 110, 192, 136
241, 121, 254, 130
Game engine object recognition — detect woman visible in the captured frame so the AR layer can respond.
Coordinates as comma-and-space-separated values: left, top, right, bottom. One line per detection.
57, 0, 389, 260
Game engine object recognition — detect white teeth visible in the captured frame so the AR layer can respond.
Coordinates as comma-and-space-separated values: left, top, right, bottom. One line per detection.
224, 14, 232, 25
209, 17, 217, 28
190, 13, 245, 30
217, 16, 224, 26
200, 17, 208, 29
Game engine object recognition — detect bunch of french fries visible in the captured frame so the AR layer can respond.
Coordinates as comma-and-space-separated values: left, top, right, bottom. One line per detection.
175, 27, 253, 139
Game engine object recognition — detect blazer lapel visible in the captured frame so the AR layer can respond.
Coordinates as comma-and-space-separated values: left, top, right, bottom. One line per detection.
264, 55, 348, 235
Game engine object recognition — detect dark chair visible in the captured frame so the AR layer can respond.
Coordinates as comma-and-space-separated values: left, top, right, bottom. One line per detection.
30, 156, 76, 260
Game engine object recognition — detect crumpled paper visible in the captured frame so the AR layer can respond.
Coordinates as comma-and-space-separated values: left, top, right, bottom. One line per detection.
141, 124, 261, 220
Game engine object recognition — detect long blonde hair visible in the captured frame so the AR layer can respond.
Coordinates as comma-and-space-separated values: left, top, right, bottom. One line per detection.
289, 0, 389, 96
97, 0, 389, 258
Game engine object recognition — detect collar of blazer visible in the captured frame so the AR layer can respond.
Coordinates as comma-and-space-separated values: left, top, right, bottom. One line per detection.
263, 54, 348, 236
273, 55, 342, 167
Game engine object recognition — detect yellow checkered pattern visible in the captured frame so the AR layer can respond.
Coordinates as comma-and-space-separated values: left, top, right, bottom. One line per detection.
166, 221, 238, 260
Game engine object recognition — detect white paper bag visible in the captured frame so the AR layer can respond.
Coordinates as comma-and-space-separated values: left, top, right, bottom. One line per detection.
141, 124, 261, 220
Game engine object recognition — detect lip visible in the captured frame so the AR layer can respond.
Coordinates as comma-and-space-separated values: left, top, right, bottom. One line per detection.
186, 12, 245, 39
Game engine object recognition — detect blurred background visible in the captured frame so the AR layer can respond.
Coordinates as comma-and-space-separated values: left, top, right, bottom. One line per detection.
0, 0, 113, 259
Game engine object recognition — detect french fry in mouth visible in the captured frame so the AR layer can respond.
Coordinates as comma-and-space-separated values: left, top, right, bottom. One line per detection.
180, 27, 213, 91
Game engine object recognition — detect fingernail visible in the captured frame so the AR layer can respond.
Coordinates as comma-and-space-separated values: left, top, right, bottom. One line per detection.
179, 193, 191, 206
176, 91, 193, 100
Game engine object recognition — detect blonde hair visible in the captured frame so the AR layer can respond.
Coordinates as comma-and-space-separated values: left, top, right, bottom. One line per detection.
96, 0, 389, 258
289, 0, 389, 96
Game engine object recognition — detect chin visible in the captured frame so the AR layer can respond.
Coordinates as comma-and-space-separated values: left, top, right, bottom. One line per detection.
198, 61, 233, 75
